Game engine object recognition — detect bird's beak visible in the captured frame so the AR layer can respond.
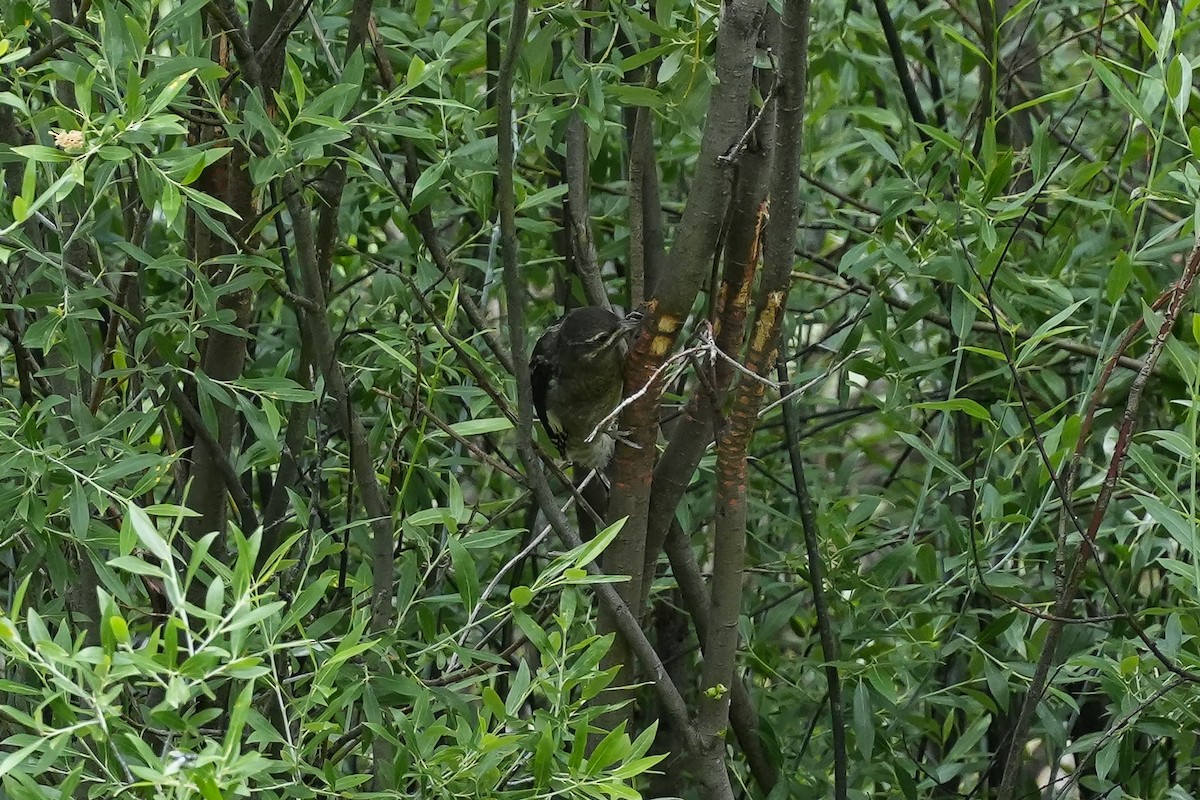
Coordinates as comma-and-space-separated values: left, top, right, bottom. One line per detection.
619, 309, 645, 332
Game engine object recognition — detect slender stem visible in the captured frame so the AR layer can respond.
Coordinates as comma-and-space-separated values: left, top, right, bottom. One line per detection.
777, 356, 846, 800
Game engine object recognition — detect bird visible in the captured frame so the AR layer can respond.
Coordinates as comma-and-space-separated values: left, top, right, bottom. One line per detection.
530, 306, 643, 470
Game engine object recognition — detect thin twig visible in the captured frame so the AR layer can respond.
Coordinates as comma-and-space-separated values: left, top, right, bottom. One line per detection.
777, 354, 846, 799
994, 242, 1200, 799
585, 341, 709, 444
758, 350, 862, 418
161, 378, 259, 535
495, 0, 701, 754
448, 471, 597, 669
791, 271, 1150, 373
369, 387, 523, 481
259, 0, 317, 69
718, 50, 779, 165
18, 0, 93, 69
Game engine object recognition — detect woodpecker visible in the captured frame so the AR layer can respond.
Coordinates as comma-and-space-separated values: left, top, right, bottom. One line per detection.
530, 306, 642, 470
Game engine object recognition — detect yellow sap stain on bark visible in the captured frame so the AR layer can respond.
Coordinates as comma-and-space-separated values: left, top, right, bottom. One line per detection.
752, 291, 786, 352
650, 313, 681, 355
734, 276, 753, 310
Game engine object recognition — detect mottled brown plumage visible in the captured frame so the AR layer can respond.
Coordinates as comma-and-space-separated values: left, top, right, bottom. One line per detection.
530, 306, 642, 470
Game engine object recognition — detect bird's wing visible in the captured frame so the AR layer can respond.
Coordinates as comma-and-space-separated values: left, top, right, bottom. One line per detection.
530, 323, 566, 456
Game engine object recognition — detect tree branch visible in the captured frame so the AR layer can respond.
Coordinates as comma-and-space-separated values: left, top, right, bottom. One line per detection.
663, 520, 780, 793
777, 355, 846, 800
494, 0, 710, 778
871, 0, 930, 135
697, 0, 811, 762
641, 95, 775, 594
564, 30, 607, 309
604, 0, 768, 711
17, 0, 92, 70
996, 243, 1200, 800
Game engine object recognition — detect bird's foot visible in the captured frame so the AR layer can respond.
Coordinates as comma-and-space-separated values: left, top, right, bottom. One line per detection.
614, 430, 642, 450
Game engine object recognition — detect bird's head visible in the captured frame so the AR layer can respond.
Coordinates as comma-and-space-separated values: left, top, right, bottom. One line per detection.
559, 306, 643, 363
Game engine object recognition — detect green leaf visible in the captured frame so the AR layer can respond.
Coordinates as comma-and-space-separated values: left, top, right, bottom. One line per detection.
69, 480, 89, 540
1015, 299, 1087, 365
1168, 53, 1192, 122
442, 20, 482, 54
1096, 739, 1119, 782
945, 713, 991, 763
504, 659, 531, 717
620, 42, 675, 73
109, 614, 130, 645
410, 160, 447, 214
447, 417, 513, 436
894, 762, 919, 800
1106, 250, 1133, 303
224, 680, 255, 760
449, 538, 478, 612
607, 84, 664, 108
571, 517, 626, 571
143, 503, 202, 518
161, 180, 181, 225
853, 681, 874, 760
657, 49, 683, 83
205, 576, 224, 619
1136, 495, 1198, 555
10, 145, 70, 163
611, 753, 667, 780
532, 727, 554, 787
224, 600, 287, 632
360, 332, 418, 373
126, 503, 173, 563
517, 183, 569, 212
1157, 3, 1175, 64
146, 69, 196, 117
231, 376, 317, 403
912, 398, 991, 422
0, 738, 44, 779
586, 722, 629, 775
407, 507, 454, 527
194, 771, 224, 800
414, 0, 432, 26
97, 146, 134, 162
1087, 56, 1150, 127
895, 432, 969, 484
179, 183, 241, 219
407, 55, 426, 87
286, 53, 306, 110
1, 164, 85, 235
26, 609, 50, 644
0, 91, 29, 114
481, 686, 506, 721
107, 555, 166, 578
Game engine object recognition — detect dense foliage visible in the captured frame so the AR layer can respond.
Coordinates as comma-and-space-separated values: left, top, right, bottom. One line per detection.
3, 0, 1200, 798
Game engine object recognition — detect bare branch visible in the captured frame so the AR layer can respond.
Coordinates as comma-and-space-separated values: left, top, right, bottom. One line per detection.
565, 116, 608, 308
495, 0, 703, 760
604, 2, 769, 723
777, 357, 846, 799
697, 0, 812, 773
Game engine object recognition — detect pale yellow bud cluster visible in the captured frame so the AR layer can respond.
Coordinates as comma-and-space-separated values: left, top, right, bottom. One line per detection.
52, 129, 85, 152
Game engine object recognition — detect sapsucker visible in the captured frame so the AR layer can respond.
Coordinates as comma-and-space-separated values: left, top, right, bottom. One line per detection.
530, 306, 642, 470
